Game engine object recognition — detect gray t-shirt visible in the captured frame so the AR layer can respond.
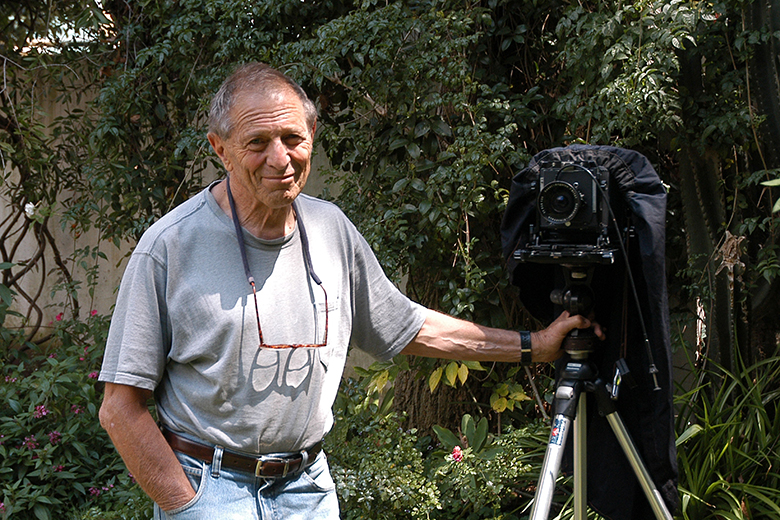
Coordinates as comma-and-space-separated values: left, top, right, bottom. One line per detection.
99, 183, 427, 454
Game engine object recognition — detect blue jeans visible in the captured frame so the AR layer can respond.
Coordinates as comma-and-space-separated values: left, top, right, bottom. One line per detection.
154, 448, 340, 520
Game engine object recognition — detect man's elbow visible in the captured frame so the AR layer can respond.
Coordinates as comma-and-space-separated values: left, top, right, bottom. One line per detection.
99, 383, 151, 434
99, 391, 118, 434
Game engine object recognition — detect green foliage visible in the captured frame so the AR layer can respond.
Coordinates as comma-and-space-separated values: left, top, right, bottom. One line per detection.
675, 349, 780, 519
432, 423, 550, 520
326, 378, 441, 520
0, 312, 138, 520
282, 0, 541, 329
326, 377, 554, 520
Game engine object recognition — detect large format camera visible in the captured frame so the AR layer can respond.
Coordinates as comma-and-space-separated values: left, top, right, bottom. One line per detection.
500, 145, 678, 518
516, 160, 616, 265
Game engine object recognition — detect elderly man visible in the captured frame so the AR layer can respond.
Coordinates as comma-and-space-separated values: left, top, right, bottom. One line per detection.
98, 62, 595, 519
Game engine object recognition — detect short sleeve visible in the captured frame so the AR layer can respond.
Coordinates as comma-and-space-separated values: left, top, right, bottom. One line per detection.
98, 251, 170, 391
347, 231, 427, 361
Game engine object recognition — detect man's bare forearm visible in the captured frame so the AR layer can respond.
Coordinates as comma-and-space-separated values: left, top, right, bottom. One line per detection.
99, 383, 196, 511
402, 309, 595, 363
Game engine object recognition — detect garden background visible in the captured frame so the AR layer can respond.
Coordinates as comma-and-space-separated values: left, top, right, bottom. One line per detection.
2, 0, 779, 519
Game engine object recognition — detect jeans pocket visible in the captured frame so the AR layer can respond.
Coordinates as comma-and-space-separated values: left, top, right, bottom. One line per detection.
299, 452, 336, 493
161, 453, 209, 517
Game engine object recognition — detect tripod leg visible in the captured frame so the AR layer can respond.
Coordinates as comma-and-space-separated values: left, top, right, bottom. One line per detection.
530, 380, 581, 520
530, 413, 573, 520
605, 412, 673, 520
573, 398, 587, 520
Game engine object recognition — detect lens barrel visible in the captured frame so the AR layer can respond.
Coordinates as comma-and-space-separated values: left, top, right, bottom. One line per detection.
539, 181, 582, 223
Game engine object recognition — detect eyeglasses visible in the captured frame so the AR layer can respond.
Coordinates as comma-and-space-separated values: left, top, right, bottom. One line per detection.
226, 175, 328, 349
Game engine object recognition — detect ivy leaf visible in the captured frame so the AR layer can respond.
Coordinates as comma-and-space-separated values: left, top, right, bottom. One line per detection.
371, 369, 390, 393
457, 363, 468, 384
445, 361, 459, 386
0, 284, 13, 307
462, 360, 485, 371
490, 393, 508, 413
410, 178, 426, 191
414, 121, 430, 138
430, 118, 452, 137
429, 366, 443, 393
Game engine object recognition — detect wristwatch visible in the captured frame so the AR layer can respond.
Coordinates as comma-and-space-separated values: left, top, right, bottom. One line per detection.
519, 330, 532, 365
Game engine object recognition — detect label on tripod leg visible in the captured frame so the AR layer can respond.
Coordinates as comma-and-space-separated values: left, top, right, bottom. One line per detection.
550, 416, 568, 446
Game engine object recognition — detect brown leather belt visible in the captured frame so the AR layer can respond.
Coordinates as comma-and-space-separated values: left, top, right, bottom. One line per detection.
162, 428, 322, 478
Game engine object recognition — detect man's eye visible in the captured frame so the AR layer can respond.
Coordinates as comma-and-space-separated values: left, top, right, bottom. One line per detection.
285, 135, 305, 145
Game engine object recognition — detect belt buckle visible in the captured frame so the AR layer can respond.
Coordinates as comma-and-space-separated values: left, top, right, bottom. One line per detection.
255, 456, 290, 478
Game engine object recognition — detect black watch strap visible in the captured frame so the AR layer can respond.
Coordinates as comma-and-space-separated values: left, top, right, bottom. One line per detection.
519, 330, 532, 365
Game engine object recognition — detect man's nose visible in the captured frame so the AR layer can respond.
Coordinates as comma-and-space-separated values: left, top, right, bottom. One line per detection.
266, 139, 290, 170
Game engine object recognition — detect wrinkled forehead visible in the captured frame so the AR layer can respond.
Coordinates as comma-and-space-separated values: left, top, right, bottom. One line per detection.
232, 81, 315, 129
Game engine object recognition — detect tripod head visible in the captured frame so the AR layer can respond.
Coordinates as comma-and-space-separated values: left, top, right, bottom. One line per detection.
551, 265, 598, 359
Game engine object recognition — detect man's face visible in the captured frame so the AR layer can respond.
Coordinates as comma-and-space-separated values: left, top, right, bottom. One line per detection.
209, 87, 315, 211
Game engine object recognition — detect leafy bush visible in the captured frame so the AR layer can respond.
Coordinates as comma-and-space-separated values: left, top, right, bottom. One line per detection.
0, 310, 147, 520
432, 414, 550, 520
675, 348, 780, 519
325, 377, 554, 520
325, 378, 441, 519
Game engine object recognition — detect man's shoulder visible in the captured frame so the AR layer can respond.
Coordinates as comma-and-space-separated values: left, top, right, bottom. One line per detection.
295, 193, 343, 215
134, 188, 210, 253
295, 194, 354, 229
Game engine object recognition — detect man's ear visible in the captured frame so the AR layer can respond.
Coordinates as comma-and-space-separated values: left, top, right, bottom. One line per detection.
207, 132, 232, 172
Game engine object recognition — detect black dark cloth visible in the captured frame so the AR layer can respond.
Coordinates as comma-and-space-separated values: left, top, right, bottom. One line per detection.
500, 145, 678, 518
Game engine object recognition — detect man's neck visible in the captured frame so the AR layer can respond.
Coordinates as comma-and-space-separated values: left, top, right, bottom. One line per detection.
211, 180, 296, 240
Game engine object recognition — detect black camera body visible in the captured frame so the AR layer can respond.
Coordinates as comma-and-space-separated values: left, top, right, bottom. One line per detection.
538, 161, 607, 235
517, 160, 615, 265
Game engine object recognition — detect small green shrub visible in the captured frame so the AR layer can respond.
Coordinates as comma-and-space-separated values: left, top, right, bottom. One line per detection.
0, 311, 142, 520
325, 378, 441, 520
326, 377, 556, 520
432, 415, 549, 520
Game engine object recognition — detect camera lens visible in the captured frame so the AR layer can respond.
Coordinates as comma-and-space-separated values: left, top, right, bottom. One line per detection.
539, 181, 582, 223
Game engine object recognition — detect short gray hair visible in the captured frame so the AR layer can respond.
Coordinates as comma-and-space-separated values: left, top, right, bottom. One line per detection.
208, 62, 318, 138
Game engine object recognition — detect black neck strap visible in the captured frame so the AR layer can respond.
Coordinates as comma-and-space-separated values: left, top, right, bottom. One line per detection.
224, 175, 322, 288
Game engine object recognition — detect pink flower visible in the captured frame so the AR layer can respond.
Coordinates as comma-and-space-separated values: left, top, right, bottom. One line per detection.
55, 312, 63, 321
71, 405, 83, 414
54, 465, 64, 472
33, 404, 49, 418
91, 309, 98, 316
452, 445, 463, 462
49, 431, 62, 444
88, 371, 99, 379
23, 436, 38, 450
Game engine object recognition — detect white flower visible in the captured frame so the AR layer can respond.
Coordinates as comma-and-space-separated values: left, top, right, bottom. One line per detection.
24, 202, 37, 218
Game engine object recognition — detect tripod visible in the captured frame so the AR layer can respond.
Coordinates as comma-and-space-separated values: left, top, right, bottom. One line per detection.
529, 349, 673, 520
528, 263, 673, 520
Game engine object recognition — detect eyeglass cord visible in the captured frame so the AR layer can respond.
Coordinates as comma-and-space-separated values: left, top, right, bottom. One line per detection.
224, 175, 326, 346
225, 175, 323, 286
